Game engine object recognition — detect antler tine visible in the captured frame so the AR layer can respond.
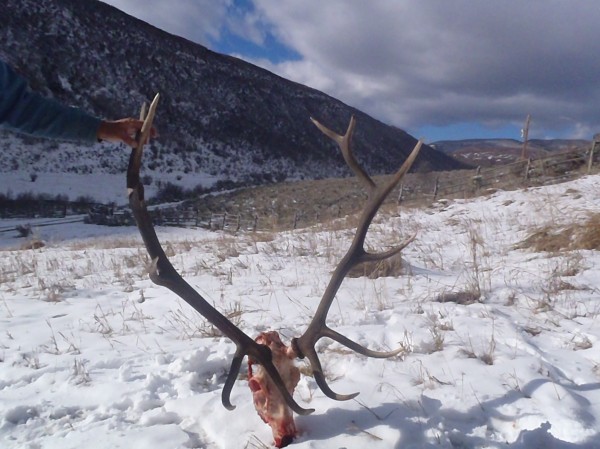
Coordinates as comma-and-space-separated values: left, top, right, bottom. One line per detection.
127, 96, 314, 416
310, 116, 375, 189
292, 117, 422, 401
361, 232, 417, 264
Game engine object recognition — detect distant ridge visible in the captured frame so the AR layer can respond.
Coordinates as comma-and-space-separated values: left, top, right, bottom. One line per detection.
432, 138, 590, 166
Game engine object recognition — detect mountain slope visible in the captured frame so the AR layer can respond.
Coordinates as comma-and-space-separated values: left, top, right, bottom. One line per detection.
0, 0, 465, 192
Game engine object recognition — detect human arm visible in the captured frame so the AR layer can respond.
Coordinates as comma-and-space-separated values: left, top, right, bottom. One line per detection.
0, 59, 152, 146
97, 118, 149, 147
0, 59, 101, 142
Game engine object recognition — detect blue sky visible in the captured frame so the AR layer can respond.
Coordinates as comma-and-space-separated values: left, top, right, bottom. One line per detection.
103, 0, 600, 143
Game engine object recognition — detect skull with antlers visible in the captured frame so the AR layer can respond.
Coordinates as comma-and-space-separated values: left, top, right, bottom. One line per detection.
127, 94, 421, 446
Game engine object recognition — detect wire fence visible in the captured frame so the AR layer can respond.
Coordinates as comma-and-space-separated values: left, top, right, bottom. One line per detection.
2, 141, 599, 234
398, 146, 597, 204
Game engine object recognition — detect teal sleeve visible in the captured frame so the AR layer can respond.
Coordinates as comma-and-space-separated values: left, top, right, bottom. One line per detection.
0, 59, 101, 143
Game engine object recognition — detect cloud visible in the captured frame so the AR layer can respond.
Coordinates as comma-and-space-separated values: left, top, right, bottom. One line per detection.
100, 0, 600, 139
101, 0, 232, 45
246, 0, 600, 139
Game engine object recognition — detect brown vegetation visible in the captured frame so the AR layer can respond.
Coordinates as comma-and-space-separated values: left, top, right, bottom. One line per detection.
517, 213, 600, 252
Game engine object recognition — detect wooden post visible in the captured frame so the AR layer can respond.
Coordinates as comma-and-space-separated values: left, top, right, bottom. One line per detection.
520, 114, 531, 160
588, 134, 599, 174
397, 183, 404, 204
474, 165, 483, 192
524, 158, 531, 180
432, 177, 439, 199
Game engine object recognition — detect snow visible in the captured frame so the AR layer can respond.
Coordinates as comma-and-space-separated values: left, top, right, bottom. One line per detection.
0, 170, 220, 205
1, 175, 600, 448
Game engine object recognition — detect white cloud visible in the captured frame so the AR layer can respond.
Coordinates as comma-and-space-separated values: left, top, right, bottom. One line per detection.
247, 0, 600, 139
100, 0, 600, 139
101, 0, 232, 45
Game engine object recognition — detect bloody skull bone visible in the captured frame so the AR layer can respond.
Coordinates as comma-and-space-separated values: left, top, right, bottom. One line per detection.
248, 331, 301, 447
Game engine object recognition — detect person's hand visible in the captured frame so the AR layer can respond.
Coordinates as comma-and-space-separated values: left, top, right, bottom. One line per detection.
97, 118, 157, 147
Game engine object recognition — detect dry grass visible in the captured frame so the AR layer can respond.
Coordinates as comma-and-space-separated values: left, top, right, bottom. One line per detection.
435, 290, 481, 305
347, 253, 407, 279
517, 213, 600, 252
20, 239, 45, 250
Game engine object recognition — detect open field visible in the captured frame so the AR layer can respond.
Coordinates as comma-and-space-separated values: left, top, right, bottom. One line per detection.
1, 174, 600, 448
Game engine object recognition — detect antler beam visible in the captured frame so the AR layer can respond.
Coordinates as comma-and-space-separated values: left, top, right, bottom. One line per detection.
127, 98, 421, 416
291, 116, 422, 400
126, 95, 314, 416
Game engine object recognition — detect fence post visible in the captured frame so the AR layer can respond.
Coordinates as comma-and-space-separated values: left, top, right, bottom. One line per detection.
524, 158, 531, 180
520, 114, 531, 160
432, 177, 439, 200
397, 183, 404, 204
588, 135, 599, 174
472, 166, 482, 194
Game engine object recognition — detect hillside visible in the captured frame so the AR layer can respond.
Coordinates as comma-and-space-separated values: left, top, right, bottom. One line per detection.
1, 173, 600, 448
0, 0, 465, 201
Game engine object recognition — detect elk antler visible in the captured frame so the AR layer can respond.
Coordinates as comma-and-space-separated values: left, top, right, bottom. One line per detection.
128, 97, 421, 416
126, 95, 314, 416
291, 116, 422, 400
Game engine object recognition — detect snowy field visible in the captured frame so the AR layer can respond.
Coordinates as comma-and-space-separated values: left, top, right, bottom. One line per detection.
0, 170, 220, 206
1, 175, 600, 448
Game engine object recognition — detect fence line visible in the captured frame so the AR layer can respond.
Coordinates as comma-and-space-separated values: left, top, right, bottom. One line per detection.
397, 146, 597, 205
2, 145, 598, 233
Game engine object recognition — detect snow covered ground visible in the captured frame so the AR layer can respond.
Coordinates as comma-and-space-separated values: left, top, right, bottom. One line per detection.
0, 170, 220, 206
1, 174, 600, 448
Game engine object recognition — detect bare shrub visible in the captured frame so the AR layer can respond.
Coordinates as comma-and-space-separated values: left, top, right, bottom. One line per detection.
16, 224, 32, 238
20, 239, 45, 250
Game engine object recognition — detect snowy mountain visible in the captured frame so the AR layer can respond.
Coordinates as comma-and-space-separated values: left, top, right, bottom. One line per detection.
0, 0, 465, 199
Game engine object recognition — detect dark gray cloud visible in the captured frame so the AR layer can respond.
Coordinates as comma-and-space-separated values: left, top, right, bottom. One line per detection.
250, 0, 600, 139
102, 1, 600, 139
